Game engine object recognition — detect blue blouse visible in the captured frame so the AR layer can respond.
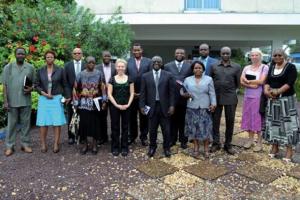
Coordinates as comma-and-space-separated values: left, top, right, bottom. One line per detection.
183, 75, 216, 109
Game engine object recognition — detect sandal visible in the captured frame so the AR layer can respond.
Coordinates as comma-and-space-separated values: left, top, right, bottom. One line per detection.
282, 157, 292, 163
204, 151, 210, 159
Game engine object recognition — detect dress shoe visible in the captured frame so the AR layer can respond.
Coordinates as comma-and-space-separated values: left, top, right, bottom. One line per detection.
141, 140, 148, 146
128, 139, 136, 145
210, 144, 221, 153
180, 143, 188, 149
121, 149, 129, 157
112, 151, 119, 156
68, 138, 75, 145
21, 146, 33, 153
170, 142, 176, 147
91, 147, 98, 155
147, 148, 156, 157
224, 147, 235, 155
80, 147, 88, 155
5, 148, 14, 156
41, 146, 48, 153
164, 149, 171, 158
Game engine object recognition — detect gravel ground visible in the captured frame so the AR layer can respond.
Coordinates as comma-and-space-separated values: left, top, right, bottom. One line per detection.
1, 97, 300, 199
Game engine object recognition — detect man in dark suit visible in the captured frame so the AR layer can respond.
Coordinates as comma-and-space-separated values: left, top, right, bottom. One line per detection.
64, 47, 85, 145
139, 56, 175, 157
127, 43, 152, 146
95, 50, 116, 145
210, 47, 242, 155
198, 43, 218, 76
164, 48, 192, 149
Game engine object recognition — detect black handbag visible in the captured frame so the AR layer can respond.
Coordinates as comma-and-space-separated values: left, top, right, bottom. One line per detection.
259, 66, 267, 115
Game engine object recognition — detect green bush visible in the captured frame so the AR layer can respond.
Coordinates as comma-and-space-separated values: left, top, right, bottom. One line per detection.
295, 72, 300, 101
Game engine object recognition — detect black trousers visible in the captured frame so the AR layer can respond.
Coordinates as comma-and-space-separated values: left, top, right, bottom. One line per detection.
170, 104, 188, 145
110, 105, 129, 151
129, 98, 148, 141
99, 108, 108, 142
212, 104, 237, 148
67, 103, 75, 140
149, 102, 171, 150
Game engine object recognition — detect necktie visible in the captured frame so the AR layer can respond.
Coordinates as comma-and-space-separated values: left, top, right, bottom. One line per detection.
155, 71, 159, 100
76, 62, 80, 75
177, 63, 181, 72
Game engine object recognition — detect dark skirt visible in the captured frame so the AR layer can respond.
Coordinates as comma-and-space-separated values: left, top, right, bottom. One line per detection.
184, 108, 213, 142
262, 95, 300, 146
78, 109, 101, 140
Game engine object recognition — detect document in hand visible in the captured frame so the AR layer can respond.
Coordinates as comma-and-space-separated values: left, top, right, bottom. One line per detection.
93, 97, 103, 111
176, 80, 188, 93
24, 76, 33, 87
144, 105, 150, 115
245, 74, 256, 80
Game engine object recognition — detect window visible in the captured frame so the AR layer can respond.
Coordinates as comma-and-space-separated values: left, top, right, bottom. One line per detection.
185, 0, 220, 11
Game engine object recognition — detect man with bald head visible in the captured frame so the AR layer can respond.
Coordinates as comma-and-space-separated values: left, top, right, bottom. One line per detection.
64, 47, 85, 145
198, 43, 217, 76
210, 47, 241, 155
139, 56, 175, 157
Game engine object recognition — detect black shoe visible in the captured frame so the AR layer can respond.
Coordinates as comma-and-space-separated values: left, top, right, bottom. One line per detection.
224, 146, 235, 155
210, 144, 221, 153
147, 148, 156, 157
164, 149, 171, 158
141, 140, 148, 146
121, 149, 128, 157
180, 143, 188, 149
112, 150, 119, 156
170, 142, 176, 147
68, 138, 75, 145
91, 147, 98, 155
128, 139, 136, 145
80, 147, 88, 155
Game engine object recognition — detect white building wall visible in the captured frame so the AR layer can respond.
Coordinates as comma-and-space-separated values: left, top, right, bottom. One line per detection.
77, 0, 300, 14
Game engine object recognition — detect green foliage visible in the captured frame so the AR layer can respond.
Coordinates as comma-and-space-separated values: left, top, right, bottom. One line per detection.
231, 48, 248, 67
31, 91, 39, 110
295, 72, 300, 101
0, 85, 7, 128
0, 1, 133, 69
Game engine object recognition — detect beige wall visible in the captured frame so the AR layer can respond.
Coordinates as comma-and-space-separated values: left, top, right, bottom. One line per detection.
77, 0, 300, 14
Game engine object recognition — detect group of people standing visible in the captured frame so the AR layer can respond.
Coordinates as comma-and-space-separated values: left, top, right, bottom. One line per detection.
2, 43, 300, 162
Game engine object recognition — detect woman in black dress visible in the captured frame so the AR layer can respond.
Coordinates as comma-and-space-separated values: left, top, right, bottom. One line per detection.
107, 59, 134, 157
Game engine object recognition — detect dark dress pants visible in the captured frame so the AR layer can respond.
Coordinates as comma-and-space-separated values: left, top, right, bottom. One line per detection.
129, 98, 148, 141
149, 102, 171, 150
99, 108, 108, 142
110, 105, 129, 151
212, 104, 237, 148
170, 103, 188, 145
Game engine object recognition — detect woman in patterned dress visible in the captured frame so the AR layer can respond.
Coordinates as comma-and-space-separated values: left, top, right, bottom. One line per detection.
263, 49, 300, 163
181, 61, 216, 158
73, 56, 107, 155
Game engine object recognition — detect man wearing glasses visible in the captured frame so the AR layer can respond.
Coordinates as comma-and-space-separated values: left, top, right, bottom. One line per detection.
209, 47, 241, 155
64, 48, 85, 145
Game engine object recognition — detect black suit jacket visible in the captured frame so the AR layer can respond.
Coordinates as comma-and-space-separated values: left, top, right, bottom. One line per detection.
139, 70, 175, 118
95, 63, 116, 84
164, 61, 192, 104
64, 60, 85, 90
35, 65, 70, 98
127, 57, 152, 94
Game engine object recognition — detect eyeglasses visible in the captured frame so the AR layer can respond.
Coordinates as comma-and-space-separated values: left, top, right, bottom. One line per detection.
199, 49, 208, 51
273, 54, 283, 57
73, 53, 81, 55
221, 53, 230, 55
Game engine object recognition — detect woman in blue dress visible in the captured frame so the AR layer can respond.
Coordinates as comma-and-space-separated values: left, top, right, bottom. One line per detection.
35, 50, 71, 153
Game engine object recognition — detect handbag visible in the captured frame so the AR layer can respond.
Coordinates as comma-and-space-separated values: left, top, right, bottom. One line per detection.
259, 65, 267, 115
69, 106, 80, 136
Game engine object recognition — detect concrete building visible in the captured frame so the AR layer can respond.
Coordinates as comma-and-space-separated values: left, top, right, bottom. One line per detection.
76, 0, 300, 62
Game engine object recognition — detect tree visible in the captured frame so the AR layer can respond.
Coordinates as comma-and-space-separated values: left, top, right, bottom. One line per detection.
0, 1, 133, 70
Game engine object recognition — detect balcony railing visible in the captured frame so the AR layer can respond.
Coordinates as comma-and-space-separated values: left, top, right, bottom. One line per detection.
185, 0, 221, 11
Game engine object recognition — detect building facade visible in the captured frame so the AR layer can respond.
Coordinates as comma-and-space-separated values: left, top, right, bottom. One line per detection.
76, 0, 300, 62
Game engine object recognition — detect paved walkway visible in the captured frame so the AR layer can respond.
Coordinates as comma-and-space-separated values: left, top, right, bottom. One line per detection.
1, 97, 300, 199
